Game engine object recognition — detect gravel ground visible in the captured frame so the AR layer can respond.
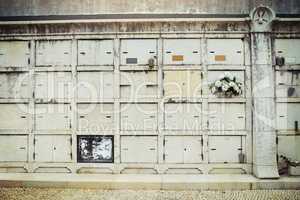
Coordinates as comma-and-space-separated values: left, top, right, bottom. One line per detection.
0, 188, 300, 200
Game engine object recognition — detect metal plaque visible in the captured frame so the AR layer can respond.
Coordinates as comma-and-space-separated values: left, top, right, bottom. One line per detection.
172, 55, 184, 61
126, 58, 138, 64
215, 55, 226, 61
77, 135, 114, 163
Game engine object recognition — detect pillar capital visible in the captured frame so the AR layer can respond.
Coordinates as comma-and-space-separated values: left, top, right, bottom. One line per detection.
250, 5, 275, 32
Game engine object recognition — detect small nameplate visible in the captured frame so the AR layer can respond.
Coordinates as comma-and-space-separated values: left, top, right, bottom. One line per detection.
126, 58, 138, 64
172, 55, 184, 61
215, 55, 226, 61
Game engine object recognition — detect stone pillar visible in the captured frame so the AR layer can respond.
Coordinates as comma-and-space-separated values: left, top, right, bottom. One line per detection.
250, 6, 279, 178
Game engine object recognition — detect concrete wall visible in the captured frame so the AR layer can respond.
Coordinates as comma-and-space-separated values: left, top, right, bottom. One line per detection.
0, 0, 299, 18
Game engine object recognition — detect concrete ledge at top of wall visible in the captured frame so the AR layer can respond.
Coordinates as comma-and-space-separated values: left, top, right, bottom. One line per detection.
0, 173, 299, 190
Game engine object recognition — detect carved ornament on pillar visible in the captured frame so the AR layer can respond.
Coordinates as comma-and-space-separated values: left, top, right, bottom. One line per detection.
250, 5, 275, 32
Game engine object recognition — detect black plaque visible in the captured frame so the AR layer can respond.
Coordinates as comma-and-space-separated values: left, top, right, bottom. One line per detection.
77, 135, 114, 163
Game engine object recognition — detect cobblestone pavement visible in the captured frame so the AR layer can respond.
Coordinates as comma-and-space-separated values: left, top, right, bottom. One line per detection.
0, 188, 300, 200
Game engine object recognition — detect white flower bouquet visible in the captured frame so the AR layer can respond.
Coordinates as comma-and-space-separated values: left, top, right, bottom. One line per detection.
209, 72, 243, 97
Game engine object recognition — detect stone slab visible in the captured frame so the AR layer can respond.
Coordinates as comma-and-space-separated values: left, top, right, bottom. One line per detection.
0, 173, 299, 190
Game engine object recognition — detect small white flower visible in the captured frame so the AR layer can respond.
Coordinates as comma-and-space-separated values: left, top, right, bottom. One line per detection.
211, 86, 216, 93
229, 81, 236, 87
224, 72, 234, 80
222, 84, 229, 92
215, 80, 222, 87
222, 81, 229, 87
233, 85, 239, 91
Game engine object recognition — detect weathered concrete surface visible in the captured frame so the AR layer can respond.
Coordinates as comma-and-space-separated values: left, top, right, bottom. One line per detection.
0, 173, 299, 190
0, 21, 250, 35
0, 0, 299, 18
0, 0, 250, 16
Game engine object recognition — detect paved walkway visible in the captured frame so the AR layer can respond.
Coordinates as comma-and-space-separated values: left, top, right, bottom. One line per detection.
0, 188, 300, 200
